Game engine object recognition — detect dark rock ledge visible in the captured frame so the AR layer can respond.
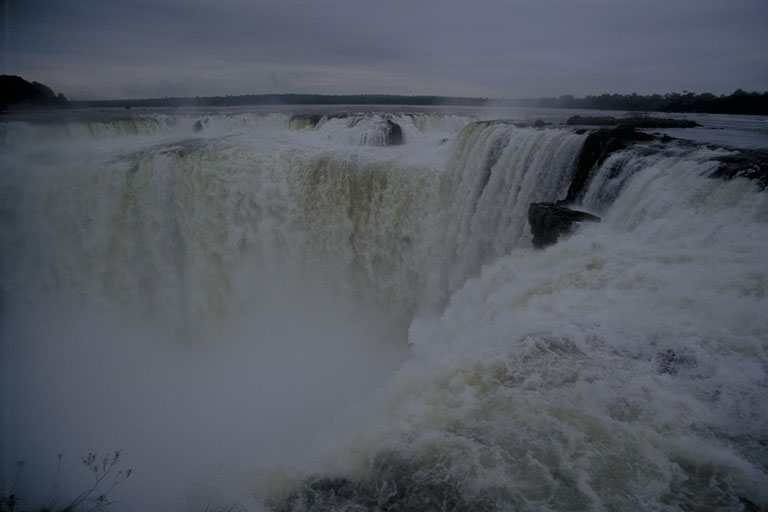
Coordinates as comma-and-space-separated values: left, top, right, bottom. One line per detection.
710, 149, 768, 190
384, 119, 404, 145
564, 126, 655, 204
527, 124, 767, 249
567, 115, 700, 129
528, 202, 600, 249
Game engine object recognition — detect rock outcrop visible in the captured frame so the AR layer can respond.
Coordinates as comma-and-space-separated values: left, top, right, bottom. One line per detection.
528, 202, 600, 249
1, 75, 69, 111
567, 115, 700, 129
564, 126, 655, 203
384, 119, 404, 145
710, 149, 768, 189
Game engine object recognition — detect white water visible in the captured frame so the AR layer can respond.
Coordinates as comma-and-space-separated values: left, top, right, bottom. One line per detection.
1, 108, 767, 511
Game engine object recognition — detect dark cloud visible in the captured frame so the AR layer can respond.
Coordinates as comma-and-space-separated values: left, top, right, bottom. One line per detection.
3, 0, 767, 99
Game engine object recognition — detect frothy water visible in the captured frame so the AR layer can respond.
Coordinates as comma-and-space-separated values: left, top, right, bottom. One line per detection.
1, 107, 767, 510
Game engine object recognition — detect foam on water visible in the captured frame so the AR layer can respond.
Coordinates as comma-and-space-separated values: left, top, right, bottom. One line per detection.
266, 142, 767, 511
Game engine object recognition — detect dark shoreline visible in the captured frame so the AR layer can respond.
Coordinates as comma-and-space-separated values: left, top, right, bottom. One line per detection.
68, 90, 767, 116
3, 73, 767, 116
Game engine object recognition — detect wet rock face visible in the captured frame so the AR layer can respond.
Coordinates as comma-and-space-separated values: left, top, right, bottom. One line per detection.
528, 202, 600, 249
710, 149, 768, 189
565, 126, 655, 204
385, 119, 404, 145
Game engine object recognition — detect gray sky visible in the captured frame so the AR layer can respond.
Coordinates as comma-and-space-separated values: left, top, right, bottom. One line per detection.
2, 0, 767, 100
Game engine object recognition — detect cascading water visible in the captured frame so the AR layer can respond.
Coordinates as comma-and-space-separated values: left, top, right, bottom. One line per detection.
1, 108, 766, 511
430, 122, 585, 301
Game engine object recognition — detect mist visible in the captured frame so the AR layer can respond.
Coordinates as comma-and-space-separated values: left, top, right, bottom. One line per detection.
3, 277, 407, 509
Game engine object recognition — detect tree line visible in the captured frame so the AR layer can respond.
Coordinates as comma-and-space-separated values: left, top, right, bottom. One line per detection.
74, 94, 489, 109
529, 89, 768, 115
4, 74, 766, 115
78, 90, 768, 115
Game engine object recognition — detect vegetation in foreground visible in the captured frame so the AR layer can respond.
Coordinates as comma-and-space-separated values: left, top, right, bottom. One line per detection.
0, 451, 131, 512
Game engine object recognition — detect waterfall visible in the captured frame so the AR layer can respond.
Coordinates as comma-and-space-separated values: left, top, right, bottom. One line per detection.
2, 109, 766, 511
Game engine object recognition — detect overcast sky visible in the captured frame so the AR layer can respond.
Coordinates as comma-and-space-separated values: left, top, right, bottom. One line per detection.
3, 0, 767, 100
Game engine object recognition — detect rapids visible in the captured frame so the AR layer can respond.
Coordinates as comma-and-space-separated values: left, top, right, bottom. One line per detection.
1, 107, 767, 511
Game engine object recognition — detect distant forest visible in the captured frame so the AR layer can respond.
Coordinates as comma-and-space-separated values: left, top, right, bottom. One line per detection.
3, 74, 766, 115
75, 89, 768, 115
529, 89, 768, 116
73, 94, 487, 109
